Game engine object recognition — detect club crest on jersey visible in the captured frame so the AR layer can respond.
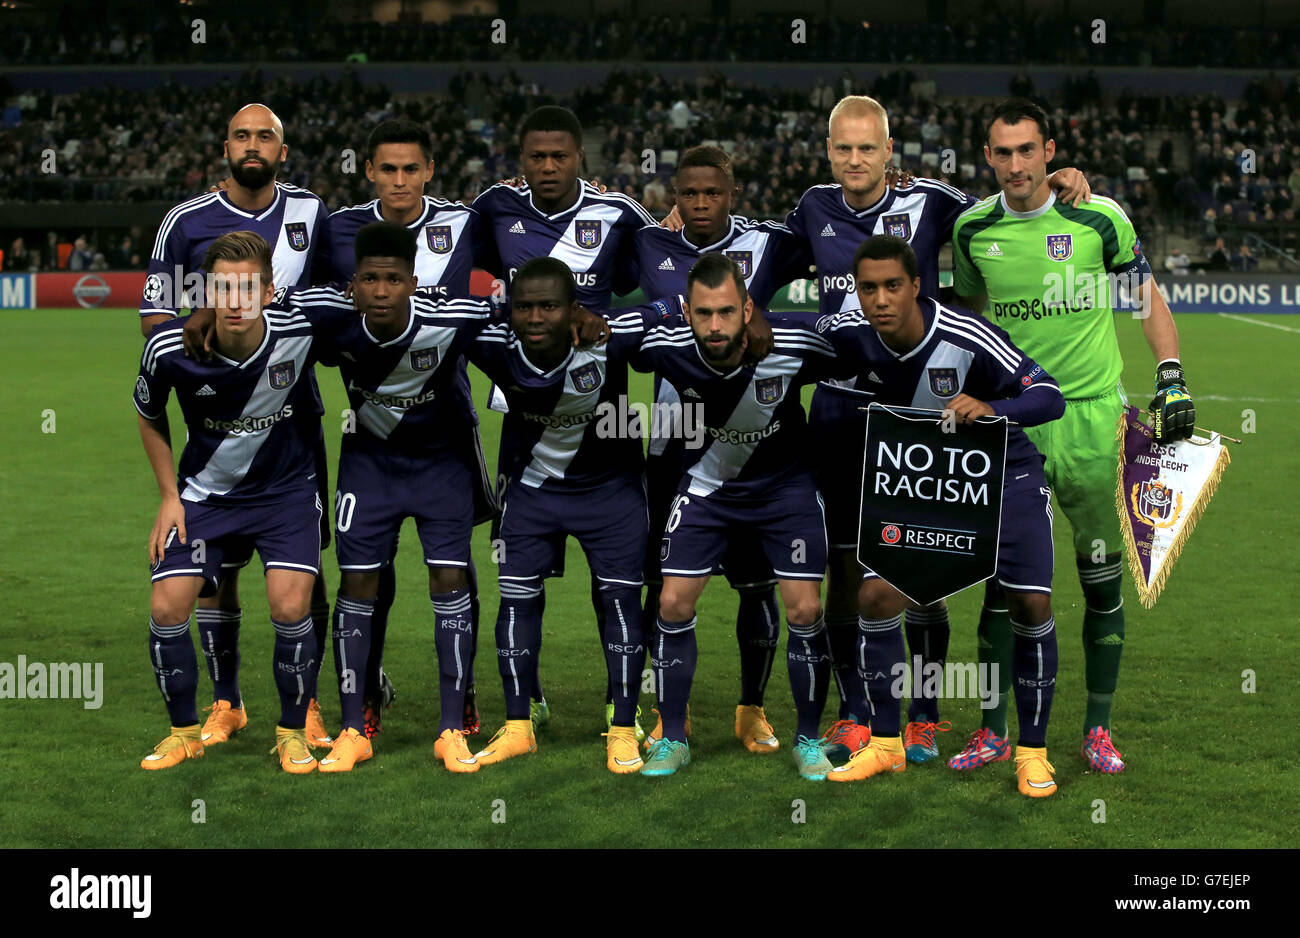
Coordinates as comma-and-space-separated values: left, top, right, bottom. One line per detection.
574, 220, 602, 250
754, 376, 783, 404
724, 250, 753, 278
284, 222, 309, 252
660, 538, 671, 561
410, 347, 439, 372
1046, 233, 1073, 262
882, 213, 913, 240
928, 367, 959, 397
268, 360, 296, 389
426, 225, 453, 254
569, 361, 601, 392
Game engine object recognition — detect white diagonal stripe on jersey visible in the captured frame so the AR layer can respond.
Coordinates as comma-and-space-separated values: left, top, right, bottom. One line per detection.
356, 321, 459, 438
415, 203, 472, 285
181, 329, 313, 502
548, 202, 626, 273
685, 353, 801, 498
520, 344, 611, 486
269, 195, 322, 294
907, 340, 976, 410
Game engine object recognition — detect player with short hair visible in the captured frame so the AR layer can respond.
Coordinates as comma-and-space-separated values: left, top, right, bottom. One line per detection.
632, 254, 851, 780
472, 106, 657, 734
784, 95, 1089, 765
465, 257, 664, 775
136, 230, 326, 773
633, 144, 815, 755
141, 103, 335, 751
327, 118, 499, 740
275, 222, 506, 772
818, 235, 1065, 797
952, 99, 1194, 774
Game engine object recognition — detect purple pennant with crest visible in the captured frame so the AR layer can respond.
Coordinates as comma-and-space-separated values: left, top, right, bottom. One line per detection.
1117, 405, 1231, 608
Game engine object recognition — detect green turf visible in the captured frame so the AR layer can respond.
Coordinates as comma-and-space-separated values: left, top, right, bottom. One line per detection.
1, 310, 1296, 848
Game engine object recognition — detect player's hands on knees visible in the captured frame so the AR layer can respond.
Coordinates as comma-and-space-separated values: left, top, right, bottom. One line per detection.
150, 496, 187, 567
1048, 168, 1091, 207
660, 205, 684, 231
572, 305, 611, 347
1150, 359, 1195, 442
943, 393, 994, 425
182, 307, 217, 359
741, 308, 774, 364
884, 166, 915, 190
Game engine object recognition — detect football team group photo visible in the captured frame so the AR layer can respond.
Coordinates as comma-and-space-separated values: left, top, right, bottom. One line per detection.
2, 0, 1293, 861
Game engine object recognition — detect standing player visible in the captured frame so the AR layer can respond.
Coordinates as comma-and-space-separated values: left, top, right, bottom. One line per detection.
142, 103, 335, 750
327, 119, 498, 740
633, 145, 814, 754
137, 231, 325, 774
465, 258, 662, 775
952, 99, 1195, 774
784, 95, 1089, 764
472, 106, 656, 732
632, 254, 850, 780
817, 236, 1065, 798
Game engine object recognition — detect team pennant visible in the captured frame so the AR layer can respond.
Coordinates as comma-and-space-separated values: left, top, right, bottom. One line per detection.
1116, 405, 1232, 608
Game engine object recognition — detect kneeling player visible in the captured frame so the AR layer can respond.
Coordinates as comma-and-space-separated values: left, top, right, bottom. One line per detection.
137, 231, 325, 774
818, 236, 1065, 797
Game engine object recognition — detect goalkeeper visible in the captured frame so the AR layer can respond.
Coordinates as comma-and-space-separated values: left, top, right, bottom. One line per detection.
952, 100, 1194, 775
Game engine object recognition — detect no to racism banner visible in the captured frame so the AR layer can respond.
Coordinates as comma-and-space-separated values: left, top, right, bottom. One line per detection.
1117, 405, 1232, 608
858, 404, 1008, 605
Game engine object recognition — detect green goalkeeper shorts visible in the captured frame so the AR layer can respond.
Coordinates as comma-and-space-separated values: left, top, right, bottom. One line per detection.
1023, 388, 1126, 559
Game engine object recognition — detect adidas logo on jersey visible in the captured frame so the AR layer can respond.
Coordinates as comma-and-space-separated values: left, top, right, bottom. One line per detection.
680, 387, 701, 398
820, 223, 836, 237
196, 385, 216, 396
867, 372, 883, 384
509, 221, 526, 234
986, 242, 1003, 256
658, 257, 676, 271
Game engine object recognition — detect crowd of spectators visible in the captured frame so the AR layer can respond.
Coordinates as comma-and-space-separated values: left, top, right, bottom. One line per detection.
3, 66, 1297, 271
4, 13, 1300, 70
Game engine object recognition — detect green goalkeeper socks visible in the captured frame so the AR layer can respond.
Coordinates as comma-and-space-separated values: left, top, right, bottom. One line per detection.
1079, 554, 1126, 731
977, 598, 1013, 739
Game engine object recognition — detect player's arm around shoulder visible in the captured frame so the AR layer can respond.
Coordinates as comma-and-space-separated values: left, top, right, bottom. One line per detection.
627, 297, 692, 373
789, 310, 869, 380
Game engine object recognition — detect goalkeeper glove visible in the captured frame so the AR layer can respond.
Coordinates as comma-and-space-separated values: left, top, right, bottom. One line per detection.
1150, 359, 1195, 443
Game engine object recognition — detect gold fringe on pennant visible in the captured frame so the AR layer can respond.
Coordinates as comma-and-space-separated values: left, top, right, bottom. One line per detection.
1116, 412, 1232, 608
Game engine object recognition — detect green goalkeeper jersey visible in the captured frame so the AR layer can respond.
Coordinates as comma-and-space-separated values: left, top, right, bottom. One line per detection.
952, 191, 1142, 400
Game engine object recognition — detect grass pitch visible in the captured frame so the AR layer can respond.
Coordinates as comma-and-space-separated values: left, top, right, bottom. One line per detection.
0, 310, 1296, 848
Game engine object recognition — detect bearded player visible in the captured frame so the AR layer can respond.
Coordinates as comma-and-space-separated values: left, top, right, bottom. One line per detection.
633, 145, 814, 754
141, 103, 334, 750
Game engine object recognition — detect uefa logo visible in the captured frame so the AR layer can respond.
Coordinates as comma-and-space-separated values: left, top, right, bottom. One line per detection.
881, 524, 901, 544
